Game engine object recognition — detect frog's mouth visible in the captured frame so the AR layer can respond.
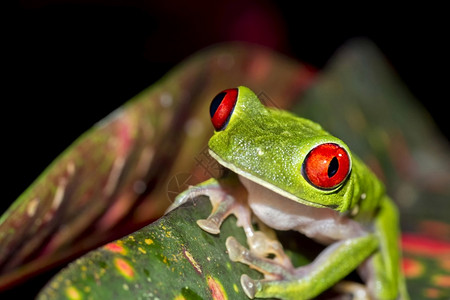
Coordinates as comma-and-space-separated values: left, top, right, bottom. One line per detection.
208, 150, 334, 210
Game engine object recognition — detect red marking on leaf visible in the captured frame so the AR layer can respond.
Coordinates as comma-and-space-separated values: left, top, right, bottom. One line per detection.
433, 275, 450, 288
114, 257, 134, 279
425, 288, 442, 299
104, 242, 126, 255
441, 258, 450, 271
182, 248, 202, 275
117, 118, 133, 158
402, 257, 424, 278
402, 233, 450, 256
207, 276, 226, 300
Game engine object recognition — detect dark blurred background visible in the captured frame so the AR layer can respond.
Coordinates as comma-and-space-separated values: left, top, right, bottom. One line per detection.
2, 1, 448, 214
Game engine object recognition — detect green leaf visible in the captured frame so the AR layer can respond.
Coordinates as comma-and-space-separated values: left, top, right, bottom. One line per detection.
37, 196, 268, 300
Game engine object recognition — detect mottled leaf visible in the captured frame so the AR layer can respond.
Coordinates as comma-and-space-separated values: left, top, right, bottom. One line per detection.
0, 43, 315, 289
37, 196, 326, 300
37, 197, 270, 300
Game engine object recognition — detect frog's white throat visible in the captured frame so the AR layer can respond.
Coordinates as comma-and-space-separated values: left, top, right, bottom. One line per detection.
209, 149, 366, 243
238, 174, 365, 244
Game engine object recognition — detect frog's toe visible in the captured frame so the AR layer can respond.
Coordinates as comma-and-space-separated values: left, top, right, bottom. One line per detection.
249, 232, 283, 256
241, 274, 258, 299
226, 236, 294, 281
226, 236, 248, 262
196, 193, 239, 234
196, 219, 221, 234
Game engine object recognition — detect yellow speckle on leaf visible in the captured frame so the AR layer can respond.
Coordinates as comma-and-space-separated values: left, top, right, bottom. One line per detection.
171, 254, 179, 262
138, 247, 147, 254
145, 238, 154, 245
65, 286, 82, 300
233, 284, 239, 293
51, 281, 60, 290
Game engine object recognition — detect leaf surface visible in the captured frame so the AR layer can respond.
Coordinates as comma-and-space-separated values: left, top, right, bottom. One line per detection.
37, 197, 270, 300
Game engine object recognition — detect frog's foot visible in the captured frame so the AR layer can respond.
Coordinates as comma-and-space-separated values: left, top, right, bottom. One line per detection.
245, 231, 293, 270
194, 182, 278, 260
228, 235, 379, 299
226, 237, 295, 281
196, 193, 236, 234
200, 201, 293, 269
226, 236, 296, 299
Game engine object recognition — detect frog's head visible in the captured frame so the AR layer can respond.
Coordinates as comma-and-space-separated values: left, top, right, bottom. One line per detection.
208, 86, 363, 212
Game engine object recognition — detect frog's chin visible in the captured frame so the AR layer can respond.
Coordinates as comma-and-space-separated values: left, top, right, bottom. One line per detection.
209, 150, 331, 209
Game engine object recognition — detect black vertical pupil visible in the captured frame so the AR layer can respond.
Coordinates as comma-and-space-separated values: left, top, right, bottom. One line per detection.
210, 92, 226, 118
328, 157, 339, 178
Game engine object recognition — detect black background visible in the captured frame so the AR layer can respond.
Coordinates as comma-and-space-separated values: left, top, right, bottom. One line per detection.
3, 1, 448, 214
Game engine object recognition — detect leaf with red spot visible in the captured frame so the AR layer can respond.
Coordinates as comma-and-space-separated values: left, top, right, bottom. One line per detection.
36, 197, 269, 299
401, 231, 450, 298
0, 43, 315, 292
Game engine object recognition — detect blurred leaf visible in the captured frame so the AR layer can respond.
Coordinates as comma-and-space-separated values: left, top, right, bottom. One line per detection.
296, 38, 450, 232
0, 43, 315, 290
400, 233, 450, 299
295, 38, 450, 299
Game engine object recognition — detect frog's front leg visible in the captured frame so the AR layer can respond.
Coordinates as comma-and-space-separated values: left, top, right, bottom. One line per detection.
361, 196, 409, 300
171, 175, 290, 264
228, 234, 379, 300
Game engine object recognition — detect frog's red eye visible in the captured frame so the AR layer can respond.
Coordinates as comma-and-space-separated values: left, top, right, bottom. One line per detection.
302, 143, 351, 189
210, 88, 238, 131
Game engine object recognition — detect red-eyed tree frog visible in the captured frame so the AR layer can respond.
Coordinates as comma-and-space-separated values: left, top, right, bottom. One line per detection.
169, 86, 409, 299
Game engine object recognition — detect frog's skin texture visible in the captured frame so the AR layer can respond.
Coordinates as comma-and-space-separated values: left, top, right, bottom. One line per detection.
170, 86, 409, 300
